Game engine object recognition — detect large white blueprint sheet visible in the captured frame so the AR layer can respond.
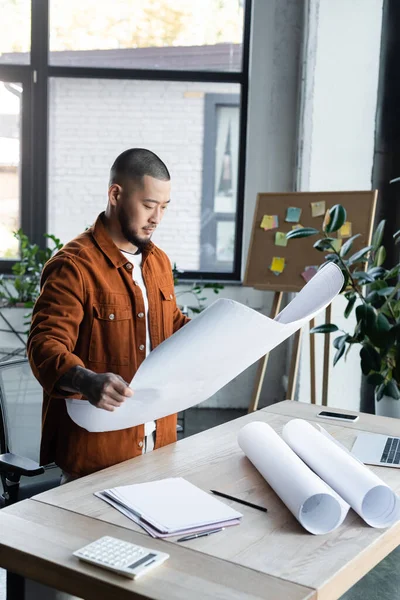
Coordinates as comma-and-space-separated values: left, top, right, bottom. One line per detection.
238, 419, 400, 535
67, 263, 343, 433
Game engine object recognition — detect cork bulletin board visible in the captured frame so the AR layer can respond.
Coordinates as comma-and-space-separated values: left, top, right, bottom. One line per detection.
243, 191, 378, 292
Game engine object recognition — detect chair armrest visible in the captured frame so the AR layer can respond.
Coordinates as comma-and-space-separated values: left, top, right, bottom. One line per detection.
0, 453, 44, 477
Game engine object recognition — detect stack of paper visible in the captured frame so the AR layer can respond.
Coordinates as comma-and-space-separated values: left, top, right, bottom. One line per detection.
238, 419, 400, 535
67, 263, 344, 433
95, 477, 242, 538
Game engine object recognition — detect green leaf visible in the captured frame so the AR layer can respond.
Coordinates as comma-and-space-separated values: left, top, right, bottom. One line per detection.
344, 296, 356, 318
372, 220, 386, 251
356, 304, 376, 329
366, 372, 385, 386
384, 379, 400, 400
393, 229, 400, 243
333, 344, 346, 366
309, 324, 339, 334
373, 245, 386, 267
352, 271, 374, 283
384, 265, 400, 280
340, 234, 361, 258
360, 344, 381, 374
313, 238, 336, 252
376, 286, 395, 297
347, 246, 373, 266
323, 253, 340, 264
286, 227, 319, 240
333, 334, 349, 350
325, 204, 347, 233
367, 266, 387, 280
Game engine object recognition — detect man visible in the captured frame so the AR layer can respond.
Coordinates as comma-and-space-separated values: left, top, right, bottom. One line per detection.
28, 148, 189, 481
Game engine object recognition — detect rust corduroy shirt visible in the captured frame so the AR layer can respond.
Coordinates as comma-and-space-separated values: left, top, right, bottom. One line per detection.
27, 213, 189, 478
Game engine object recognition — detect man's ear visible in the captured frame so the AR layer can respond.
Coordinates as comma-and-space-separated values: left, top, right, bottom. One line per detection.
108, 184, 122, 206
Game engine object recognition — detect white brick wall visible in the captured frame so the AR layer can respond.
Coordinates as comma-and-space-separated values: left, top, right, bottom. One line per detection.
48, 78, 238, 271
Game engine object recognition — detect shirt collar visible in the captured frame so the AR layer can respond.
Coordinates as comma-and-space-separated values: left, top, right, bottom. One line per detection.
90, 212, 155, 268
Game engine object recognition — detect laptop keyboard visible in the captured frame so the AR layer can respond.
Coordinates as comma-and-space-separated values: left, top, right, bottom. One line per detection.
380, 437, 400, 464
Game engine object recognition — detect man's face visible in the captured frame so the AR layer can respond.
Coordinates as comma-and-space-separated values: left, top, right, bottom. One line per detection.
116, 175, 171, 249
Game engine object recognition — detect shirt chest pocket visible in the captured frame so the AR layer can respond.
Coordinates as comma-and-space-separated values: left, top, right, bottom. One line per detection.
89, 304, 132, 366
159, 285, 175, 339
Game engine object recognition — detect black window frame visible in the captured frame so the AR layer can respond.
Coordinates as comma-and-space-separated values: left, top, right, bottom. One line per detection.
0, 0, 252, 281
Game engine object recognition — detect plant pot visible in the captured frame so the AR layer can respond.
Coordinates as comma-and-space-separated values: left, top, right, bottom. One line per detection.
375, 393, 400, 419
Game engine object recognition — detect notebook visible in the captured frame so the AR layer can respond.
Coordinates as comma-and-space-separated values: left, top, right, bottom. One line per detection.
95, 477, 242, 538
351, 432, 400, 468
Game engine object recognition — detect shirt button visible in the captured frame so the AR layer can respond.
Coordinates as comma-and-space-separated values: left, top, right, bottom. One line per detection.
139, 344, 145, 351
138, 312, 144, 318
138, 441, 143, 448
109, 313, 115, 320
125, 263, 132, 271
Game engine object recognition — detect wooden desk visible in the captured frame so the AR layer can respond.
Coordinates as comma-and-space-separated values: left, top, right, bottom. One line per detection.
0, 401, 399, 600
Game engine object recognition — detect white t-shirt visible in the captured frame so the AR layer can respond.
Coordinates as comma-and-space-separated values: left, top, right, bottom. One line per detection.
121, 250, 155, 438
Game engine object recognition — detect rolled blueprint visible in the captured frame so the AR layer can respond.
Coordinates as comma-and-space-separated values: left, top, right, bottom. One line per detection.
237, 421, 349, 535
67, 263, 344, 432
282, 419, 400, 528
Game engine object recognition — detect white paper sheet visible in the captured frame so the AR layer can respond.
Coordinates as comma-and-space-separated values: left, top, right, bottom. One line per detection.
95, 477, 242, 538
282, 419, 400, 528
237, 421, 350, 535
67, 262, 344, 432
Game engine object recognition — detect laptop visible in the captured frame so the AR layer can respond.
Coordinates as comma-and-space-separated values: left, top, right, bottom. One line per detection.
351, 432, 400, 468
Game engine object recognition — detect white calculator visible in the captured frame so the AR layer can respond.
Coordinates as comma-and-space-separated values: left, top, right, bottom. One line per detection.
73, 535, 169, 579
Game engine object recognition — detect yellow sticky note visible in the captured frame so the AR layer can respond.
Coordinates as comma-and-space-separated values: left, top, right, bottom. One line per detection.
292, 224, 304, 230
275, 232, 288, 247
311, 201, 326, 217
270, 257, 285, 275
338, 221, 352, 239
260, 215, 279, 230
330, 238, 342, 252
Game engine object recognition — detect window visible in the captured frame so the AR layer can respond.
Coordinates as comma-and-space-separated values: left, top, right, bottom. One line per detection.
201, 94, 240, 271
0, 0, 31, 65
49, 0, 244, 72
0, 0, 251, 279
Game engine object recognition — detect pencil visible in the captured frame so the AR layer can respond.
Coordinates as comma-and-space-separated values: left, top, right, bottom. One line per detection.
210, 490, 268, 512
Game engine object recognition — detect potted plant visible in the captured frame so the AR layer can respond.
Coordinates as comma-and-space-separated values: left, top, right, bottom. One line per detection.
172, 263, 224, 316
0, 230, 62, 351
286, 205, 400, 418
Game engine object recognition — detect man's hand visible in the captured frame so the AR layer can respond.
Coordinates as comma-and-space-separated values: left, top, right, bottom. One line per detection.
83, 372, 133, 411
57, 366, 133, 411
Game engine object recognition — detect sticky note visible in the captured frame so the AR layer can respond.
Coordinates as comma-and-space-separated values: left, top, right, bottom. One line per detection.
285, 207, 302, 223
270, 257, 285, 275
292, 224, 304, 230
311, 201, 326, 217
323, 210, 331, 230
260, 215, 279, 230
301, 265, 318, 283
275, 232, 288, 247
330, 238, 342, 252
338, 221, 352, 239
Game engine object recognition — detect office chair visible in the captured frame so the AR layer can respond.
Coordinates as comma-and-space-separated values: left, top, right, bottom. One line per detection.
0, 358, 61, 508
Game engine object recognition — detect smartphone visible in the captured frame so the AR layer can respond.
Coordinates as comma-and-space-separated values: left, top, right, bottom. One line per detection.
317, 410, 359, 422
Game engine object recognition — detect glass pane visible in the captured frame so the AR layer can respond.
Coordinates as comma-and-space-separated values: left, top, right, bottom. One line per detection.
48, 78, 240, 273
216, 221, 235, 263
0, 81, 22, 259
49, 0, 245, 71
214, 105, 239, 213
0, 0, 31, 65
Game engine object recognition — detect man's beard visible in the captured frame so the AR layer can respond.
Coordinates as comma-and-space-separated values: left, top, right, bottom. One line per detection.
118, 205, 152, 251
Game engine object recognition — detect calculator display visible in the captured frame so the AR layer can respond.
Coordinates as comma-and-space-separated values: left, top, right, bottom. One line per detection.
128, 553, 156, 569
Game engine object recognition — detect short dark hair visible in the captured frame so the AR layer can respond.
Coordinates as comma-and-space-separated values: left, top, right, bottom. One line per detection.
109, 148, 170, 187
